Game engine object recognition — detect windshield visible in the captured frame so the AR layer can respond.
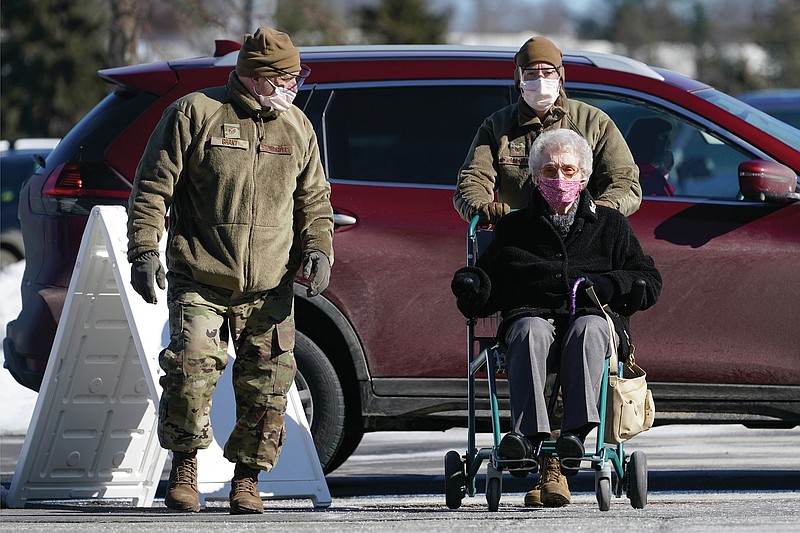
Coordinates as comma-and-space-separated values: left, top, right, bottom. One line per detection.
695, 88, 800, 149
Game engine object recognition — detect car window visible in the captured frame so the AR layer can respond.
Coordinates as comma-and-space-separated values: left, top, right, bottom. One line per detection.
700, 88, 800, 146
570, 90, 753, 200
54, 88, 158, 192
295, 88, 331, 166
318, 85, 512, 186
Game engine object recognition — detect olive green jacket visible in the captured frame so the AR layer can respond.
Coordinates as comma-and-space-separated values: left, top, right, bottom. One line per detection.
454, 96, 641, 220
128, 72, 333, 293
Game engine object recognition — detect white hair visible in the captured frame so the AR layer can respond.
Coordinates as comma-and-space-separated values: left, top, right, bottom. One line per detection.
528, 129, 593, 186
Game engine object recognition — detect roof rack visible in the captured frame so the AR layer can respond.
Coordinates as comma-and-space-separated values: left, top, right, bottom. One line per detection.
214, 44, 663, 81
569, 50, 663, 80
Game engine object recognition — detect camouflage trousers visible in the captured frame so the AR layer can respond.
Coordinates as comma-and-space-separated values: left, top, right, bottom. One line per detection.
158, 272, 297, 471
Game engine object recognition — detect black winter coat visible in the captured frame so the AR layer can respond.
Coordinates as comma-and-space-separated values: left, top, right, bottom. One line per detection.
455, 189, 662, 341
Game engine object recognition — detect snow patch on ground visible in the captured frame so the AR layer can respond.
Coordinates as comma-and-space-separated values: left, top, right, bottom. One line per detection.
0, 261, 38, 435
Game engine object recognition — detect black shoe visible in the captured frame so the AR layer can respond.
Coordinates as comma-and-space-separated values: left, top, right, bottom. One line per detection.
498, 432, 534, 472
556, 433, 585, 477
499, 432, 533, 460
498, 433, 533, 461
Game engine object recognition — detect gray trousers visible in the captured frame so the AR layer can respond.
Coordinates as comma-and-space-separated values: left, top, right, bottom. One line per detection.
504, 315, 611, 438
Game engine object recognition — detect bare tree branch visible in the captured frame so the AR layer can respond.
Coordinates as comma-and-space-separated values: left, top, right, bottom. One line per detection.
107, 0, 144, 66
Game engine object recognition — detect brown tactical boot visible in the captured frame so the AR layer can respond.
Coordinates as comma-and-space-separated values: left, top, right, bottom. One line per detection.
539, 453, 571, 507
524, 454, 558, 507
523, 473, 544, 507
229, 462, 264, 514
165, 450, 200, 512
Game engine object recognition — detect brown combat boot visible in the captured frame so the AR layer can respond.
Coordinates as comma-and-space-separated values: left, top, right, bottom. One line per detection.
229, 462, 263, 515
523, 454, 559, 507
539, 453, 571, 507
165, 450, 200, 512
523, 471, 544, 507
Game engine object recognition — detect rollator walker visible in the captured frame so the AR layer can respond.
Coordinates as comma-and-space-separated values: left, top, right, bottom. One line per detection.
444, 216, 649, 512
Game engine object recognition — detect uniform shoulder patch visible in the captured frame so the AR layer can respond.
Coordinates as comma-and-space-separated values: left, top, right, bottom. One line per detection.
223, 123, 241, 139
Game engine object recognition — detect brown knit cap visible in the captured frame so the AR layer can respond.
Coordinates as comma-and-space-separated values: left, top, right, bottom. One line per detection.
513, 36, 564, 91
514, 36, 562, 68
236, 27, 300, 78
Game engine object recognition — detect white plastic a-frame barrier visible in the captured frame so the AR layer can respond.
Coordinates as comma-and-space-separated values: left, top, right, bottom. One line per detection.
8, 205, 331, 509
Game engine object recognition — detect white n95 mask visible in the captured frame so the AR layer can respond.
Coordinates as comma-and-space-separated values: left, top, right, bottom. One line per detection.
259, 86, 296, 114
519, 78, 560, 113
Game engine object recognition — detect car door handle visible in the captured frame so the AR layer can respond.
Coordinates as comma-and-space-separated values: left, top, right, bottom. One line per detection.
334, 214, 357, 226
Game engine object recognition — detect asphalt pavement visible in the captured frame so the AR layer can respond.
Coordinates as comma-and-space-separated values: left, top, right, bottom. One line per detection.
2, 425, 800, 531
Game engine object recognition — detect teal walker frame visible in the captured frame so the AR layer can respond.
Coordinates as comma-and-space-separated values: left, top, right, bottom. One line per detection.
444, 216, 648, 511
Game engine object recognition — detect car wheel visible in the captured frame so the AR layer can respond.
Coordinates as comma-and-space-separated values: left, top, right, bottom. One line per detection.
321, 425, 364, 474
294, 331, 347, 473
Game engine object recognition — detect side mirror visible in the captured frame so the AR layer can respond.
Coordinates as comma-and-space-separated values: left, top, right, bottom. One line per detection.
738, 160, 800, 203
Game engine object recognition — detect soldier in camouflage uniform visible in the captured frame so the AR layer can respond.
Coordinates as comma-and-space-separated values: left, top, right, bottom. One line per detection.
127, 27, 333, 514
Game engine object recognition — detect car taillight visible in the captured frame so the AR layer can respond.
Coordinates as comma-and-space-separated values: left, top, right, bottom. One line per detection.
37, 161, 132, 216
48, 163, 84, 192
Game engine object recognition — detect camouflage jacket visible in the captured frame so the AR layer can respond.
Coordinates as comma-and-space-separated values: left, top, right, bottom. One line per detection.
128, 71, 333, 293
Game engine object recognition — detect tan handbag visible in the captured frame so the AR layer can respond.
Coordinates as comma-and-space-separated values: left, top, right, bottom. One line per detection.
585, 286, 656, 444
605, 346, 655, 443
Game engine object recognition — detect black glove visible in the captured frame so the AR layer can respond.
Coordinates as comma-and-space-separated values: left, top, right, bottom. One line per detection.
130, 251, 166, 304
590, 275, 615, 304
619, 279, 647, 315
452, 271, 480, 298
302, 249, 331, 297
451, 266, 491, 318
476, 202, 510, 226
576, 274, 615, 307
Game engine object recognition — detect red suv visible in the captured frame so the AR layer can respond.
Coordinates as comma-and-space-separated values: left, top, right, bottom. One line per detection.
6, 42, 800, 473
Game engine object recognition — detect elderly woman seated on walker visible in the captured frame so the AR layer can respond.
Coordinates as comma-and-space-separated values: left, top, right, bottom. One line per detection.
451, 128, 662, 507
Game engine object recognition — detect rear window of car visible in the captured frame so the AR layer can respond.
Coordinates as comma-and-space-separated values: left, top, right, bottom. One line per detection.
303, 83, 513, 187
49, 88, 158, 184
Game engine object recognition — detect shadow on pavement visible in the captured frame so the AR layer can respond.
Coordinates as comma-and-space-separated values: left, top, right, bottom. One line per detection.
326, 470, 800, 497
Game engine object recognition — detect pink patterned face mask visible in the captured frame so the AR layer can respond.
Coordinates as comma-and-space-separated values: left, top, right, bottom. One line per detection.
537, 177, 585, 212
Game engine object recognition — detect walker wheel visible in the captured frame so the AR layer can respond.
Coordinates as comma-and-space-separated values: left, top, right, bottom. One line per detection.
486, 476, 501, 512
627, 451, 648, 509
595, 465, 612, 511
596, 477, 612, 511
444, 450, 466, 509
